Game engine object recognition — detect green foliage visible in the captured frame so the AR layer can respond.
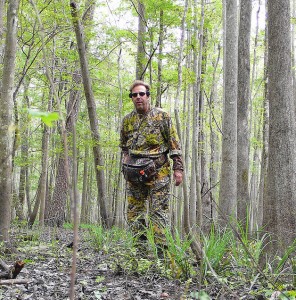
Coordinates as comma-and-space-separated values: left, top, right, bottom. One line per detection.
28, 108, 60, 127
203, 225, 231, 272
164, 228, 193, 280
275, 240, 296, 274
190, 290, 211, 300
88, 225, 134, 254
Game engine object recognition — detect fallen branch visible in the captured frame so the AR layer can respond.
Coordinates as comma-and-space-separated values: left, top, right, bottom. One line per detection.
0, 260, 25, 279
0, 279, 31, 285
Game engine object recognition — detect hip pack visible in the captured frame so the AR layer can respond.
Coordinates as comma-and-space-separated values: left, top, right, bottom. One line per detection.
122, 156, 156, 183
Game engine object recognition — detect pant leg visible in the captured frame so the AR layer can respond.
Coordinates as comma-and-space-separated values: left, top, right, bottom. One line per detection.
126, 182, 149, 239
148, 178, 170, 246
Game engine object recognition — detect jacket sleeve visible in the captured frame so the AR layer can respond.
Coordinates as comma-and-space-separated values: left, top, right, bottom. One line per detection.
162, 112, 184, 171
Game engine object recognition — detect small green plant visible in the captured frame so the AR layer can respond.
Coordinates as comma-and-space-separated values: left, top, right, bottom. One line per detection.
88, 225, 134, 253
164, 228, 192, 279
190, 290, 211, 299
203, 225, 231, 272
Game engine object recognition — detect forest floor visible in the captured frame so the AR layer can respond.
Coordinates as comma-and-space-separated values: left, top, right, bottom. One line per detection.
0, 226, 277, 300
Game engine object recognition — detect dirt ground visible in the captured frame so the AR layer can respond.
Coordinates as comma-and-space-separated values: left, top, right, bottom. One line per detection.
0, 227, 260, 300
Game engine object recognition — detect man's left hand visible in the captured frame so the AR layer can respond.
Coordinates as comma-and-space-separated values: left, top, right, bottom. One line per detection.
173, 170, 183, 186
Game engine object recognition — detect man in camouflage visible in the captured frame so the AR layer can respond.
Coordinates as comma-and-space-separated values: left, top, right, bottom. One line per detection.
120, 80, 184, 252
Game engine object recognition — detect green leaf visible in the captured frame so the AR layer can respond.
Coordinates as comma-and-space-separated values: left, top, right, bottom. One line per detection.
28, 109, 60, 127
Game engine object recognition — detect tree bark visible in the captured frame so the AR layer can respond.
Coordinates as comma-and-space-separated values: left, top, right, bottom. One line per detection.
218, 0, 238, 226
0, 0, 5, 54
173, 0, 188, 232
155, 9, 164, 108
136, 0, 146, 80
263, 0, 296, 257
0, 0, 19, 242
237, 0, 251, 226
80, 144, 89, 223
38, 96, 52, 226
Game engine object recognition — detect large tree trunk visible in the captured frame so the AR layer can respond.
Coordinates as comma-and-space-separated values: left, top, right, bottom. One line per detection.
263, 0, 296, 257
44, 72, 80, 227
70, 1, 109, 227
0, 0, 19, 242
237, 0, 251, 227
218, 0, 238, 226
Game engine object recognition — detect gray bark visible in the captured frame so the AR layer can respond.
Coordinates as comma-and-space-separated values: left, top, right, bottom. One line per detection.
237, 0, 251, 226
173, 0, 188, 232
155, 9, 163, 108
136, 0, 146, 80
0, 0, 5, 59
0, 0, 19, 241
263, 0, 296, 257
209, 45, 221, 222
219, 0, 238, 226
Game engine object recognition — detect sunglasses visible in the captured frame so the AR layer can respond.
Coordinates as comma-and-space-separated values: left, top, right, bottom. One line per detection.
129, 91, 150, 98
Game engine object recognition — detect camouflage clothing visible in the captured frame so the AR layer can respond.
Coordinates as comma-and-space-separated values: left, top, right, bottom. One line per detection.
120, 107, 183, 246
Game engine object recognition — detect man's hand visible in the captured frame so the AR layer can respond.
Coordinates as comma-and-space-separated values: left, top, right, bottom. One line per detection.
173, 170, 183, 186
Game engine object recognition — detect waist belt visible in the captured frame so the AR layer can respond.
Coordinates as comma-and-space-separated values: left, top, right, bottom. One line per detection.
153, 153, 168, 169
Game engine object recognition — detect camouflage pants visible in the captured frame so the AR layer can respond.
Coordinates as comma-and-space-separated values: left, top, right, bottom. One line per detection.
126, 171, 170, 246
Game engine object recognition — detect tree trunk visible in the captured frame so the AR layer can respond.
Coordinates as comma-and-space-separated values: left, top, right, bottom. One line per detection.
38, 96, 52, 226
0, 0, 19, 242
70, 1, 109, 227
257, 8, 269, 231
189, 0, 203, 235
136, 0, 146, 80
44, 71, 81, 227
0, 0, 5, 56
209, 44, 221, 222
173, 0, 188, 232
263, 0, 296, 257
80, 144, 89, 223
237, 0, 251, 227
218, 0, 238, 226
155, 9, 163, 108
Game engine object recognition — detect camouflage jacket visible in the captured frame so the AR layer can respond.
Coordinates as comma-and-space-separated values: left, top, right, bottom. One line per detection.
120, 107, 183, 171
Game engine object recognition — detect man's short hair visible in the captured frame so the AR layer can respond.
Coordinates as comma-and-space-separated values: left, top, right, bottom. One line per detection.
129, 80, 150, 92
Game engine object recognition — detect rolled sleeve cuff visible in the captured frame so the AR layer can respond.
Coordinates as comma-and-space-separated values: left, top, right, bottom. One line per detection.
169, 149, 182, 157
172, 155, 184, 171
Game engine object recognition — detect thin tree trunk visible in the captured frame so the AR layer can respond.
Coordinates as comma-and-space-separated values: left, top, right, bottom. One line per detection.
173, 0, 188, 233
237, 0, 251, 226
136, 0, 146, 80
38, 94, 52, 226
189, 0, 204, 235
70, 1, 109, 227
80, 144, 89, 223
257, 9, 269, 230
155, 9, 163, 108
208, 44, 221, 222
0, 0, 5, 57
175, 109, 202, 261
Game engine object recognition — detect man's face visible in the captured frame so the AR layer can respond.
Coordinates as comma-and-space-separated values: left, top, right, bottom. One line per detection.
131, 85, 150, 114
